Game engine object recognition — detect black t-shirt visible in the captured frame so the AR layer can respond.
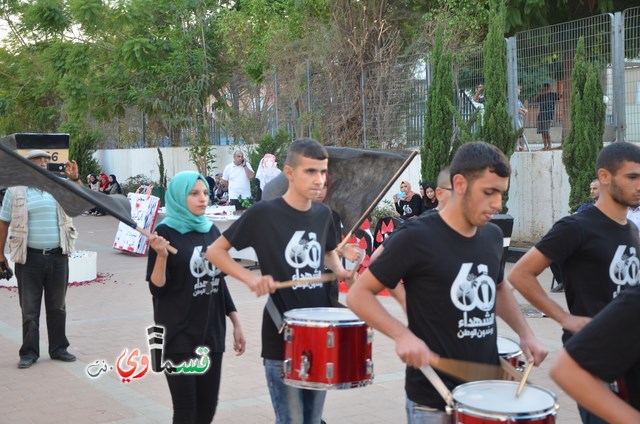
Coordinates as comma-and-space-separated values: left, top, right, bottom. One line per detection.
565, 285, 640, 411
223, 197, 338, 360
535, 206, 640, 341
146, 224, 236, 355
395, 195, 424, 219
369, 213, 503, 409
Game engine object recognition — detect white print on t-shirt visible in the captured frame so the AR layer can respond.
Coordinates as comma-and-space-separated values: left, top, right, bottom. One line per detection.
609, 245, 640, 298
402, 204, 413, 216
450, 263, 496, 340
285, 230, 323, 289
190, 246, 221, 297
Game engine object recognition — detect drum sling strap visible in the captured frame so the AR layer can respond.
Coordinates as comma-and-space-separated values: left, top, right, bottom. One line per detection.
266, 296, 285, 333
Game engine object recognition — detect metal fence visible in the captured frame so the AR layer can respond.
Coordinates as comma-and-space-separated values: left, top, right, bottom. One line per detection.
100, 7, 640, 150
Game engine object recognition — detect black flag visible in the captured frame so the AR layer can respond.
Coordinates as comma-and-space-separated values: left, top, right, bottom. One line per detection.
0, 141, 134, 228
262, 147, 417, 235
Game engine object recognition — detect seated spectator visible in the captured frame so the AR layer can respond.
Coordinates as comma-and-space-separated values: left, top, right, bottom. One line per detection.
94, 173, 110, 216
85, 174, 100, 215
98, 173, 109, 193
420, 181, 438, 211
215, 179, 229, 206
106, 174, 123, 195
393, 181, 423, 220
205, 175, 217, 204
88, 174, 100, 192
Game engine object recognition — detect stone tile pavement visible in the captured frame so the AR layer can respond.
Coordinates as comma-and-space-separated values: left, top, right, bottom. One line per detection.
0, 216, 582, 423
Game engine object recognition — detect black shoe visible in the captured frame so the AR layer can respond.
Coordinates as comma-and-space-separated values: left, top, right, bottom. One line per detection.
17, 357, 37, 369
551, 282, 564, 293
51, 349, 77, 362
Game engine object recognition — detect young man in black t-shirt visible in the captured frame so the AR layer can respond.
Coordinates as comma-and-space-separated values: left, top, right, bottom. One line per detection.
348, 142, 548, 422
207, 138, 354, 424
509, 141, 640, 423
551, 285, 640, 423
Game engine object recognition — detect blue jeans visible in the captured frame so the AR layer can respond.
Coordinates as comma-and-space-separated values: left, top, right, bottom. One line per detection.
15, 250, 70, 359
263, 359, 326, 424
406, 399, 451, 424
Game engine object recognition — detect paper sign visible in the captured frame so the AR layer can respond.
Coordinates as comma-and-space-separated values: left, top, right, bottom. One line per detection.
113, 193, 161, 255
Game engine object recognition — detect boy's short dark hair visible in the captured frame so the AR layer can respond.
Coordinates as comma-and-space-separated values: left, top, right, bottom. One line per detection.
596, 142, 640, 175
449, 142, 511, 185
285, 138, 328, 167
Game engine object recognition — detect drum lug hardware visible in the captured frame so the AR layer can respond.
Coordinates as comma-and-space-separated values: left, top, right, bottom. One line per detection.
298, 354, 310, 379
284, 327, 293, 342
327, 330, 335, 348
283, 359, 292, 375
366, 327, 374, 344
366, 359, 374, 377
326, 363, 334, 380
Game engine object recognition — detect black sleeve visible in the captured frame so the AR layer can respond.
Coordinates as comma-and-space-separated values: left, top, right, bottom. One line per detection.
369, 223, 420, 289
222, 278, 237, 315
534, 216, 582, 264
223, 206, 259, 251
146, 225, 173, 297
395, 201, 403, 215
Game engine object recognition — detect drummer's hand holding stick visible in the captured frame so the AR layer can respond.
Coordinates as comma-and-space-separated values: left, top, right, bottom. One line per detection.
519, 333, 549, 367
248, 275, 278, 296
396, 331, 440, 369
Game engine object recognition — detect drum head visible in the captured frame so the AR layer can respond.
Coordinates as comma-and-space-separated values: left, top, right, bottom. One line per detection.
453, 380, 557, 415
497, 336, 521, 356
284, 307, 363, 325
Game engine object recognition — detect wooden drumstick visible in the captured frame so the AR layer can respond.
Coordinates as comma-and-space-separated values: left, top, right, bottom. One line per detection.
275, 255, 363, 290
516, 362, 534, 397
499, 358, 524, 382
275, 273, 336, 289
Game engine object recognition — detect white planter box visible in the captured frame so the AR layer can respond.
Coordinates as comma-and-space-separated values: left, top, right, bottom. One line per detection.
1, 250, 97, 287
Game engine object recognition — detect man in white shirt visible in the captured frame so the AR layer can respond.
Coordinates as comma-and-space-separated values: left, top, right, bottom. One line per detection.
222, 151, 255, 210
627, 205, 640, 234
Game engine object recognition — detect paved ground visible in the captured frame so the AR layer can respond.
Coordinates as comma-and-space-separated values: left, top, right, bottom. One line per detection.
0, 215, 582, 423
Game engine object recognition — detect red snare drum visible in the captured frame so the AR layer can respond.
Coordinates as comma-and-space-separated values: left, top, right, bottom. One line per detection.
283, 307, 373, 389
498, 336, 522, 368
452, 380, 558, 423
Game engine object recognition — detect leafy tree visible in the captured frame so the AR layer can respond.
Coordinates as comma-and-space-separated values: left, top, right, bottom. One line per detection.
62, 121, 102, 178
187, 130, 217, 177
421, 29, 454, 186
563, 37, 604, 212
479, 0, 518, 211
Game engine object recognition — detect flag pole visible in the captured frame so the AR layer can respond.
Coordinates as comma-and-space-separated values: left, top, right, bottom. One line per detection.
338, 150, 418, 250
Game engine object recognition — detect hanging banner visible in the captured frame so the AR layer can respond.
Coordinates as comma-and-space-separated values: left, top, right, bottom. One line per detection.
113, 193, 161, 255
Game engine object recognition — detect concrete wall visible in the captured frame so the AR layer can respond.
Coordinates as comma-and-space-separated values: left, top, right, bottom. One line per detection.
506, 150, 570, 243
94, 147, 571, 244
95, 146, 240, 183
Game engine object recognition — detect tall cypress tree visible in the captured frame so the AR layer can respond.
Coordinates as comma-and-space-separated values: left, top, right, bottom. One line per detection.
421, 29, 454, 186
480, 0, 517, 211
563, 38, 604, 212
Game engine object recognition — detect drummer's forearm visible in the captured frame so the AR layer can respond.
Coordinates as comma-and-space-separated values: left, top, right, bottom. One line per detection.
206, 237, 255, 286
324, 250, 346, 275
496, 281, 535, 339
551, 350, 640, 423
347, 270, 407, 341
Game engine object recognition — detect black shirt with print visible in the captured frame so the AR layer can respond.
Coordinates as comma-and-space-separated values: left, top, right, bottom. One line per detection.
224, 198, 338, 360
369, 213, 503, 410
147, 224, 236, 356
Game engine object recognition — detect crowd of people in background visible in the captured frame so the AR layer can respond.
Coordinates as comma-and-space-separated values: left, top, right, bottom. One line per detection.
83, 172, 123, 216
